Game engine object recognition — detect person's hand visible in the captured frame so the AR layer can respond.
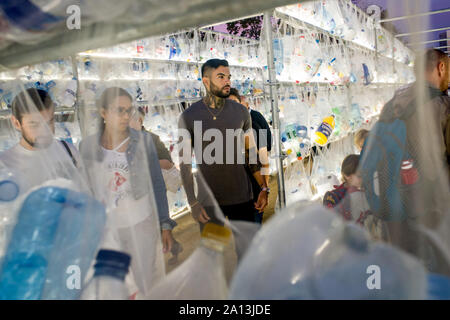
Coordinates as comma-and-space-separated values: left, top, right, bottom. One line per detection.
161, 229, 174, 254
191, 202, 210, 224
255, 190, 269, 212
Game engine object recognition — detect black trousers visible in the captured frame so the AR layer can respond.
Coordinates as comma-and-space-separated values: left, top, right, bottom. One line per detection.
199, 200, 257, 260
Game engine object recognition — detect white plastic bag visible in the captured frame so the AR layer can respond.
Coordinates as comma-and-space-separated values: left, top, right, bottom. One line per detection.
162, 166, 182, 193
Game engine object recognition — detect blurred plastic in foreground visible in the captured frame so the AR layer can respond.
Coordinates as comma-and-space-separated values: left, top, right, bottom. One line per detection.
229, 204, 428, 299
146, 222, 231, 299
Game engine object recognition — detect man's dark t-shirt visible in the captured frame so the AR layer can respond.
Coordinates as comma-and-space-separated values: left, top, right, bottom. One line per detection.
250, 109, 272, 152
178, 99, 254, 206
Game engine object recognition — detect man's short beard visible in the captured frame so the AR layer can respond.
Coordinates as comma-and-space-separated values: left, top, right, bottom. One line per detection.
22, 130, 52, 149
210, 82, 230, 98
22, 130, 36, 148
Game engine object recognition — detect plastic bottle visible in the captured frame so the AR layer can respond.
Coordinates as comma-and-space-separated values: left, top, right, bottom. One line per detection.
229, 205, 428, 300
350, 103, 362, 130
298, 138, 311, 160
80, 249, 131, 300
0, 1, 129, 47
146, 223, 230, 299
314, 115, 335, 146
362, 63, 371, 85
273, 38, 284, 76
61, 78, 77, 107
0, 167, 21, 259
331, 107, 342, 137
169, 37, 181, 60
0, 186, 106, 300
0, 168, 20, 203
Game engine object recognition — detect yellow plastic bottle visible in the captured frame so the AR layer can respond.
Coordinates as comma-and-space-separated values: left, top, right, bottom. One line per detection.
314, 115, 335, 146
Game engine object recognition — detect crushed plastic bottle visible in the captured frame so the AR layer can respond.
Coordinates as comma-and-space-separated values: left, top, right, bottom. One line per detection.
81, 249, 131, 300
0, 185, 106, 300
229, 204, 428, 299
145, 223, 231, 299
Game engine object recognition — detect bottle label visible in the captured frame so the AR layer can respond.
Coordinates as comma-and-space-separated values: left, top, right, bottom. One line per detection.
316, 122, 333, 138
400, 159, 418, 185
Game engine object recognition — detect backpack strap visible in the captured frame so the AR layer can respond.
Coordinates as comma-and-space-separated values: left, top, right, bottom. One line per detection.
60, 140, 78, 167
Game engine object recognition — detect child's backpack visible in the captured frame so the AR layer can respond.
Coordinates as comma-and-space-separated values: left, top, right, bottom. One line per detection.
359, 119, 419, 221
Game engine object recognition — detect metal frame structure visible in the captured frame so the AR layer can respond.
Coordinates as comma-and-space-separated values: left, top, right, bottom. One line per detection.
263, 10, 286, 209
396, 26, 450, 38
380, 8, 450, 23
161, 0, 412, 211
434, 45, 450, 50
408, 38, 450, 46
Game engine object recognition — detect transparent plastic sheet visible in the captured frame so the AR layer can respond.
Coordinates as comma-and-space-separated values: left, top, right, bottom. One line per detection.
0, 0, 448, 301
229, 204, 428, 299
77, 31, 263, 299
145, 85, 264, 299
145, 170, 260, 300
351, 0, 450, 279
75, 84, 171, 299
0, 80, 105, 299
257, 3, 415, 211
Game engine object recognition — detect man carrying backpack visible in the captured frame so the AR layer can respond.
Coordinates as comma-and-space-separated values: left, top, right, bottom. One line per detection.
360, 49, 450, 274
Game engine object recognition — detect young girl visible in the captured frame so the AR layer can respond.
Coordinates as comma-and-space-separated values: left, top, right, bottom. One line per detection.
354, 129, 369, 153
323, 154, 370, 226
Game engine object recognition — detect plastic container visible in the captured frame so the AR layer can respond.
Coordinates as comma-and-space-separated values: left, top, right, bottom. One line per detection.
315, 115, 335, 146
0, 186, 106, 300
0, 167, 21, 259
145, 223, 231, 299
81, 249, 131, 300
229, 204, 428, 300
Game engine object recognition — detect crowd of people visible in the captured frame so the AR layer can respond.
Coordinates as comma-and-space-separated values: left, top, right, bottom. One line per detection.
0, 48, 449, 298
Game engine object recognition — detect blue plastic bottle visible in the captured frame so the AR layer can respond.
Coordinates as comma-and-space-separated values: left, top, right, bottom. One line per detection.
0, 186, 106, 300
362, 64, 371, 85
81, 249, 131, 300
273, 39, 284, 76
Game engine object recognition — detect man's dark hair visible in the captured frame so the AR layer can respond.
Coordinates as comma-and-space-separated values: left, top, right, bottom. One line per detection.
229, 88, 241, 102
201, 59, 229, 78
11, 88, 54, 123
414, 48, 449, 75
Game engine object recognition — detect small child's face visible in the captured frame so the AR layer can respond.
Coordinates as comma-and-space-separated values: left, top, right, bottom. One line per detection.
356, 138, 365, 152
358, 141, 364, 152
345, 173, 362, 189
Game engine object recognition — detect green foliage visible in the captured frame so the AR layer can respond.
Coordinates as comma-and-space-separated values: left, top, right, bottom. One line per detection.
226, 16, 263, 40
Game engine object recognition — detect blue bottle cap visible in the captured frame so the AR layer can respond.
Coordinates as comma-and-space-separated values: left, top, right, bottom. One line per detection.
0, 180, 19, 202
94, 249, 131, 278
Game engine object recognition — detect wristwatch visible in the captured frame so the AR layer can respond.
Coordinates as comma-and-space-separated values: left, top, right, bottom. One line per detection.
261, 187, 270, 194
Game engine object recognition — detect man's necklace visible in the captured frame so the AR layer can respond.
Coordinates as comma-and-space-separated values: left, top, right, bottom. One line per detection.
203, 99, 225, 120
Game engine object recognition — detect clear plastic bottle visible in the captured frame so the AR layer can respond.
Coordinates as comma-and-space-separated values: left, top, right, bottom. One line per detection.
0, 166, 20, 259
81, 249, 131, 300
